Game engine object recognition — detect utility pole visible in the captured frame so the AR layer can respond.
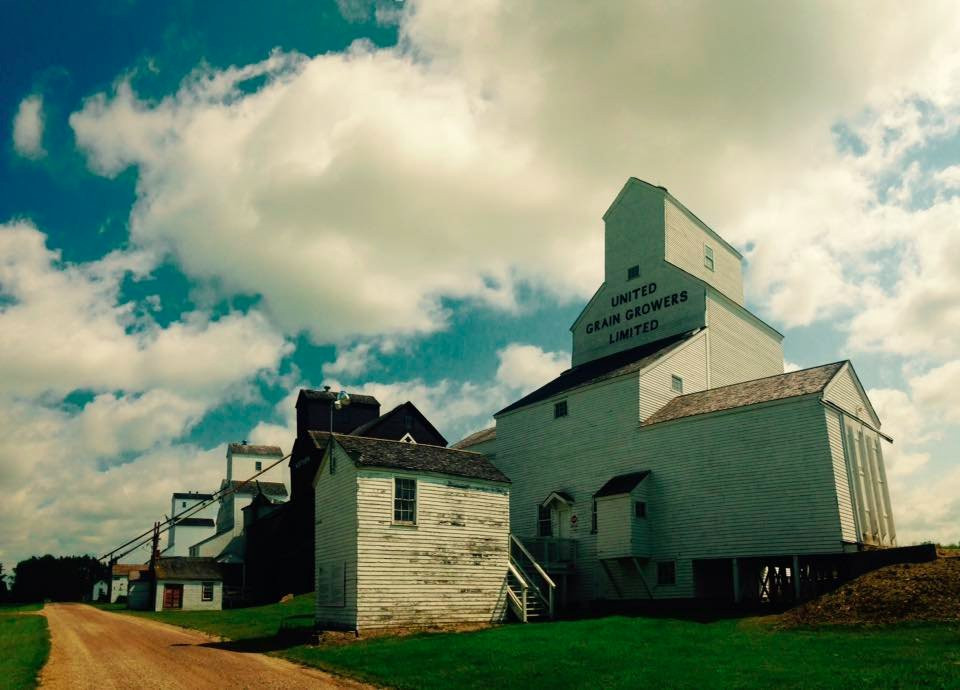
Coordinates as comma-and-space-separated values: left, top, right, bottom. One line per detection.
148, 521, 160, 609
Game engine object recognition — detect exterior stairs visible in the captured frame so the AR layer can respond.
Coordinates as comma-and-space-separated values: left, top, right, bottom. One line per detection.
507, 535, 556, 622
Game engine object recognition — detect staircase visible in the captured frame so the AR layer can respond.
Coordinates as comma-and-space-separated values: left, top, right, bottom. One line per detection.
507, 535, 556, 622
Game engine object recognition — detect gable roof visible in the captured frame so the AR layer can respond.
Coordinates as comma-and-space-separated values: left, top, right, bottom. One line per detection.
594, 471, 650, 498
350, 401, 449, 446
227, 443, 283, 457
496, 330, 698, 416
451, 427, 496, 450
644, 362, 846, 427
297, 389, 380, 407
154, 557, 222, 581
224, 479, 288, 498
309, 432, 510, 484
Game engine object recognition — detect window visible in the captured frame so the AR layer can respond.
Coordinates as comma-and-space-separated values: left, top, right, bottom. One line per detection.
635, 501, 647, 519
703, 244, 715, 271
554, 400, 568, 418
591, 500, 597, 534
671, 375, 683, 393
394, 478, 417, 523
627, 265, 640, 281
329, 453, 336, 474
404, 413, 414, 430
537, 505, 553, 537
255, 461, 262, 472
657, 561, 676, 586
181, 501, 187, 508
201, 581, 214, 602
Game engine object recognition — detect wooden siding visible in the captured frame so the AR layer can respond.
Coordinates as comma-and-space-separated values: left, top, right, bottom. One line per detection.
354, 471, 509, 630
152, 580, 222, 611
825, 408, 858, 542
314, 443, 359, 630
824, 365, 881, 427
638, 331, 708, 420
665, 199, 744, 305
495, 377, 845, 602
705, 291, 784, 387
840, 415, 896, 546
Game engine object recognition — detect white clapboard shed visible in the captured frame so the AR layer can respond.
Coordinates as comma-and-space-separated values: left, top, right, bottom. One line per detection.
310, 432, 511, 632
479, 178, 898, 608
152, 557, 224, 611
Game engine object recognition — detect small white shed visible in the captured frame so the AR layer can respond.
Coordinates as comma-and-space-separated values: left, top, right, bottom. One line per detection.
90, 579, 109, 602
152, 557, 224, 611
310, 432, 512, 632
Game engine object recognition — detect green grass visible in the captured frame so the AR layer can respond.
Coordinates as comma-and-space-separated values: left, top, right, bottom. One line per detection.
0, 603, 50, 690
104, 597, 960, 689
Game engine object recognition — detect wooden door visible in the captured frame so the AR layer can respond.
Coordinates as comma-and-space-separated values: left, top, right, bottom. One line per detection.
163, 584, 183, 609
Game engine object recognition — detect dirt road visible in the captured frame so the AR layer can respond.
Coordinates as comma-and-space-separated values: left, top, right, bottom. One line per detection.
40, 604, 369, 689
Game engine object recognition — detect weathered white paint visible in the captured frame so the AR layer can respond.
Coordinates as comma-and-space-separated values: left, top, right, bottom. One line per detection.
152, 580, 223, 611
90, 580, 109, 602
314, 441, 510, 632
110, 575, 129, 602
823, 363, 881, 427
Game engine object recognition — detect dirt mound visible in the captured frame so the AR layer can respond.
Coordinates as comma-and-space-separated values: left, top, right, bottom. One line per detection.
778, 555, 960, 627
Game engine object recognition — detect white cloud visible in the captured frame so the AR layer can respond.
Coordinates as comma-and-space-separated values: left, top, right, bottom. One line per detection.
69, 2, 960, 346
323, 342, 377, 378
12, 94, 45, 159
495, 343, 568, 395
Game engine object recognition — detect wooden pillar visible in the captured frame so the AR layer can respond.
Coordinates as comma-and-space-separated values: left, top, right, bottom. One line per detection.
732, 558, 741, 604
792, 555, 801, 601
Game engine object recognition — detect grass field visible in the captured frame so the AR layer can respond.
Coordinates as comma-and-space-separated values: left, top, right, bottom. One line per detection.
0, 603, 49, 690
109, 596, 960, 689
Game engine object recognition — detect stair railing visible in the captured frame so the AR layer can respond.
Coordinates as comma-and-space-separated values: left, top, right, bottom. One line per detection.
511, 535, 556, 618
507, 561, 528, 623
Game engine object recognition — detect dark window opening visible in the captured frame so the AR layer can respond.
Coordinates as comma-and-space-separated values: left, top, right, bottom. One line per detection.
657, 561, 676, 586
255, 461, 262, 472
591, 500, 597, 534
554, 400, 568, 418
627, 265, 640, 280
404, 413, 413, 430
635, 501, 647, 519
537, 505, 553, 537
394, 478, 417, 523
201, 581, 214, 602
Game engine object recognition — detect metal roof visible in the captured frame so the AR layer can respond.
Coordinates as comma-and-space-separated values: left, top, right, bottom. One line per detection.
594, 471, 651, 498
451, 426, 496, 450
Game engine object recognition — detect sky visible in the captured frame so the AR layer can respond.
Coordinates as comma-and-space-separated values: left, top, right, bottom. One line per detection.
2, 0, 959, 567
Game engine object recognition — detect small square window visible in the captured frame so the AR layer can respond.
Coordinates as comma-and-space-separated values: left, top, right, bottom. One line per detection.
182, 501, 187, 508
704, 245, 715, 271
201, 581, 214, 602
657, 561, 676, 586
255, 461, 262, 472
394, 478, 417, 523
635, 501, 647, 519
671, 375, 683, 393
554, 400, 568, 418
627, 265, 640, 281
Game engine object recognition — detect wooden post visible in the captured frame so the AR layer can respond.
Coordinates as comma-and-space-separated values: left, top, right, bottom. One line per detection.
732, 558, 741, 604
792, 555, 801, 601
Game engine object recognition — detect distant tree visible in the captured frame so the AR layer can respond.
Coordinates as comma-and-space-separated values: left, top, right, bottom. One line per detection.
0, 562, 8, 601
11, 555, 109, 603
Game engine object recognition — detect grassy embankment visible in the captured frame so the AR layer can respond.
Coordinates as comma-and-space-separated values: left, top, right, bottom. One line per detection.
107, 594, 960, 689
0, 603, 50, 690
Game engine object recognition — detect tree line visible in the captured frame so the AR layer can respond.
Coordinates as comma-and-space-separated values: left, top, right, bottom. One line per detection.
1, 555, 109, 603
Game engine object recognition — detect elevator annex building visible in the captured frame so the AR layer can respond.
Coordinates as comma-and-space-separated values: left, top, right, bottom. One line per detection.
461, 178, 897, 605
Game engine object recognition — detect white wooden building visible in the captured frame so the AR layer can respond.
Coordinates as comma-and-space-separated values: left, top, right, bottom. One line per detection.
162, 492, 216, 557
152, 557, 224, 611
471, 178, 897, 607
310, 432, 511, 632
109, 563, 140, 603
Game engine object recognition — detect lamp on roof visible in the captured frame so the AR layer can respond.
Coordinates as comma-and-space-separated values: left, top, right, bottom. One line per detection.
328, 388, 351, 432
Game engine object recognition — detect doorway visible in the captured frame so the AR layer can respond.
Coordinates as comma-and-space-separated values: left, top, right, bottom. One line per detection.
162, 583, 183, 609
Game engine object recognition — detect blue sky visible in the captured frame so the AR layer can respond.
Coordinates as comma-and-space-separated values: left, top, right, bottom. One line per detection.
2, 0, 959, 566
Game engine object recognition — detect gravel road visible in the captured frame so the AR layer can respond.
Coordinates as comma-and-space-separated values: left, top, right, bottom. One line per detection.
39, 603, 370, 689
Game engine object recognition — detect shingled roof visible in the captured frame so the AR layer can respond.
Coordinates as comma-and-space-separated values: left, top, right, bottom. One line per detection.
350, 401, 449, 446
111, 563, 143, 578
451, 427, 496, 450
174, 517, 215, 528
644, 362, 846, 426
154, 557, 222, 581
309, 432, 510, 483
224, 479, 289, 498
227, 443, 283, 456
594, 471, 651, 497
496, 331, 698, 416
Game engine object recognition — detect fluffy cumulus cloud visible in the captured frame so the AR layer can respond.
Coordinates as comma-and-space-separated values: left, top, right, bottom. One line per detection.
69, 1, 960, 346
0, 221, 291, 565
12, 94, 45, 159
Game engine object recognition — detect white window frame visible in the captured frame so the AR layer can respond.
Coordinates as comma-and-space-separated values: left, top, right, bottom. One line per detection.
392, 476, 418, 525
704, 244, 715, 271
400, 432, 416, 443
201, 581, 214, 602
255, 461, 262, 472
671, 375, 683, 393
